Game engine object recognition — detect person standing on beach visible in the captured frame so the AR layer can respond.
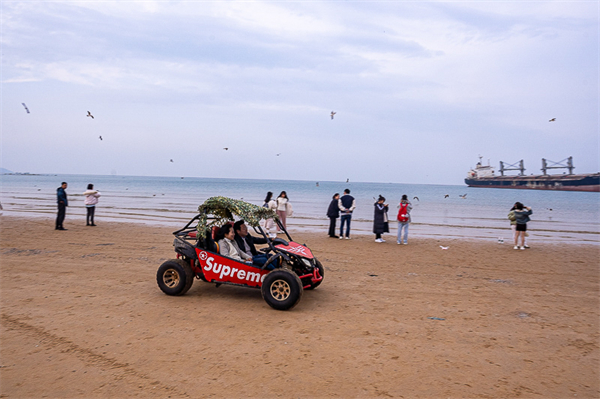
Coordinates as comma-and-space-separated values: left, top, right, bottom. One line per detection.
513, 202, 532, 250
338, 189, 356, 239
326, 193, 340, 238
508, 203, 529, 248
276, 191, 289, 232
83, 184, 101, 226
55, 182, 68, 230
262, 192, 277, 238
397, 194, 412, 245
373, 195, 389, 243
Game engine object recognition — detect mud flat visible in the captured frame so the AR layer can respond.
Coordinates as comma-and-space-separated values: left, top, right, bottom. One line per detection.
1, 215, 598, 398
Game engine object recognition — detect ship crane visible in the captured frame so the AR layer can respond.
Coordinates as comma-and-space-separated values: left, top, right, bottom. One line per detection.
542, 156, 574, 175
499, 160, 525, 176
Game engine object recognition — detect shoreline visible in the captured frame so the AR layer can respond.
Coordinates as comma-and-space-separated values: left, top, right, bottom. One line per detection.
2, 210, 598, 245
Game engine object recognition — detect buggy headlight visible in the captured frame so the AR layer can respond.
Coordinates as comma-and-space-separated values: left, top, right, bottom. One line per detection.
301, 258, 312, 267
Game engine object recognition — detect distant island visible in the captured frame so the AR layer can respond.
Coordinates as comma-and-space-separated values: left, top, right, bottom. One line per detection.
1, 168, 46, 176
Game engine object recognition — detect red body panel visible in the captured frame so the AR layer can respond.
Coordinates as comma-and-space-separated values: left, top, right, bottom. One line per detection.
275, 242, 314, 259
195, 249, 269, 287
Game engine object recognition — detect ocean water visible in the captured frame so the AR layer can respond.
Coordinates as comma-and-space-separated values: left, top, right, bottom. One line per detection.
1, 173, 599, 244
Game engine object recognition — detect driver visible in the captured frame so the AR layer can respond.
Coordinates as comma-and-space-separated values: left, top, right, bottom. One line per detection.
234, 220, 274, 269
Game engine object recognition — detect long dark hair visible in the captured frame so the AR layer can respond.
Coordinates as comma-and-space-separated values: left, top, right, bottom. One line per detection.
215, 224, 233, 242
87, 184, 94, 190
264, 191, 273, 203
278, 191, 288, 200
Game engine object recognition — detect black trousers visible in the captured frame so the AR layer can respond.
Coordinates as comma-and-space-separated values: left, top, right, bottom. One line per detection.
56, 203, 66, 229
86, 206, 96, 225
328, 217, 337, 237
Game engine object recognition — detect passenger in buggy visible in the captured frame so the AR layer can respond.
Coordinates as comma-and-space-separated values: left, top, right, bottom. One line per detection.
216, 224, 252, 263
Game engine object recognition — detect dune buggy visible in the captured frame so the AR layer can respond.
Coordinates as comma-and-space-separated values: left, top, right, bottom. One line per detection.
156, 196, 324, 310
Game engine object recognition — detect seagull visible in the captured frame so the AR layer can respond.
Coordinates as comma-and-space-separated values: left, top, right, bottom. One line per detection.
330, 111, 336, 120
87, 111, 94, 119
99, 136, 102, 140
444, 194, 450, 198
223, 147, 228, 151
276, 153, 281, 156
459, 194, 467, 199
170, 159, 174, 163
440, 246, 449, 250
549, 118, 556, 122
413, 196, 419, 201
346, 178, 349, 183
22, 103, 30, 113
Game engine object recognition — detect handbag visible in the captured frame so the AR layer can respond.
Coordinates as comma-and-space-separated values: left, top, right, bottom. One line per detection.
286, 203, 294, 217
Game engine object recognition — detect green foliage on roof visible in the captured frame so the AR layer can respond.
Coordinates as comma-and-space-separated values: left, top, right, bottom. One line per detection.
195, 196, 278, 239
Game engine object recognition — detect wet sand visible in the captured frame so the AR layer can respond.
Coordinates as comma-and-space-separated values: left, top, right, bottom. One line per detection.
1, 215, 598, 398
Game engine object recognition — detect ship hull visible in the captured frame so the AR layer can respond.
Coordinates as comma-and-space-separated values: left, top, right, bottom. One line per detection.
465, 173, 600, 192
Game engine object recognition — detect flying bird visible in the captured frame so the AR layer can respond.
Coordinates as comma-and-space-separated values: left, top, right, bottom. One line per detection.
87, 111, 94, 119
413, 196, 419, 201
99, 136, 102, 141
223, 147, 229, 151
439, 246, 449, 250
459, 194, 467, 199
276, 153, 281, 156
330, 111, 336, 120
170, 159, 173, 163
444, 194, 450, 198
22, 103, 30, 113
549, 118, 556, 122
346, 178, 349, 183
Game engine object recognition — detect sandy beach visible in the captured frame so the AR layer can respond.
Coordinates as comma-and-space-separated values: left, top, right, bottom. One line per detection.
1, 215, 598, 398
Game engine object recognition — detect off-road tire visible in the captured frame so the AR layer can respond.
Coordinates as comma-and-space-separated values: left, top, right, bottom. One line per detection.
261, 269, 303, 310
305, 259, 324, 290
157, 259, 194, 296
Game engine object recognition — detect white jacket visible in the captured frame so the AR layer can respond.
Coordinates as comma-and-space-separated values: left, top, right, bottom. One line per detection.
276, 197, 288, 211
218, 238, 251, 261
83, 190, 101, 206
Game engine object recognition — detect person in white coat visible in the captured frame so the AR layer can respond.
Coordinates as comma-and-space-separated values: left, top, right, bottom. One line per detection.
276, 191, 289, 232
83, 184, 101, 226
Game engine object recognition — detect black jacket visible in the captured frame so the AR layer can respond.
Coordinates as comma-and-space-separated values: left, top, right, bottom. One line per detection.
234, 233, 268, 256
327, 199, 340, 218
373, 203, 389, 234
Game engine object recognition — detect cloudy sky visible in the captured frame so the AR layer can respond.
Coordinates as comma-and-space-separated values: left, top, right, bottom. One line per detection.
2, 1, 598, 185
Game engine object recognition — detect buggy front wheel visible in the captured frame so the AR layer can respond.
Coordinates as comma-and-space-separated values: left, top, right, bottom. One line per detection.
261, 269, 303, 310
157, 259, 194, 296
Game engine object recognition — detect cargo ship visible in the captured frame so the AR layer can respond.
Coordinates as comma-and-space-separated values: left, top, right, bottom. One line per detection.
465, 156, 600, 192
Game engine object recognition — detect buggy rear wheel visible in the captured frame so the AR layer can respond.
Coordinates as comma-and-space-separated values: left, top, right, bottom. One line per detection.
157, 259, 194, 296
261, 269, 303, 310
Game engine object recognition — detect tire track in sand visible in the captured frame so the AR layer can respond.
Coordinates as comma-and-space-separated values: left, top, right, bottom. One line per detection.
1, 313, 189, 398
